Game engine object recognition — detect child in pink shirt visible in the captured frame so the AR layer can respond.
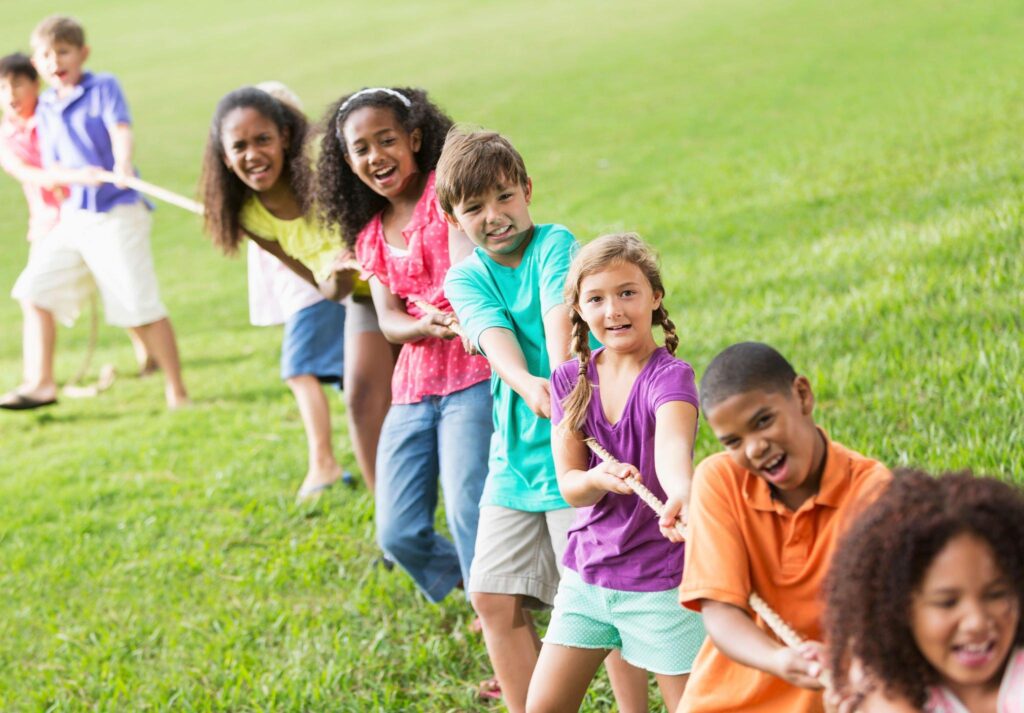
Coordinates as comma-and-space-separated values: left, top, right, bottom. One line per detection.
316, 87, 492, 603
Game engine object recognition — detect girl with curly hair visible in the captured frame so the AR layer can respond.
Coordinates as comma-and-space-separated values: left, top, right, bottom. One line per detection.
200, 85, 395, 499
824, 469, 1024, 712
315, 87, 492, 605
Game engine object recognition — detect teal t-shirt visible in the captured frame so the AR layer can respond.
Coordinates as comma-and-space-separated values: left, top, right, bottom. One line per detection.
444, 224, 577, 512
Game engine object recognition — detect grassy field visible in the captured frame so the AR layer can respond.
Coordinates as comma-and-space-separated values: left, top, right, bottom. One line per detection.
1, 0, 1021, 709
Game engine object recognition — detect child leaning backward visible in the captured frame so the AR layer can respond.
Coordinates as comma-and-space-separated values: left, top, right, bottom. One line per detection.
440, 130, 648, 713
676, 341, 891, 713
12, 15, 187, 408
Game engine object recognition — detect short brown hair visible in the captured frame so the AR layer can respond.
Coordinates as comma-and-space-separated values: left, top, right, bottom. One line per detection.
435, 127, 528, 214
31, 15, 86, 50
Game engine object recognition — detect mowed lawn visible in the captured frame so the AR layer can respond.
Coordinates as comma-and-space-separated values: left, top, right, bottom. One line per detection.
0, 0, 1021, 709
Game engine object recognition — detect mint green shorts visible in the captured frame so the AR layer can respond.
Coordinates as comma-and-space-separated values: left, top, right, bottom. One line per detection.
543, 569, 706, 675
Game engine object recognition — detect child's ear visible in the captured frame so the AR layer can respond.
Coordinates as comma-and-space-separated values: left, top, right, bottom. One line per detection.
442, 210, 460, 229
651, 290, 663, 312
523, 177, 533, 204
81, 46, 91, 63
793, 375, 815, 416
410, 127, 422, 153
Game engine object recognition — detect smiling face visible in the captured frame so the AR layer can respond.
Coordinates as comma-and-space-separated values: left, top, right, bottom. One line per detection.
0, 73, 39, 120
706, 379, 824, 506
446, 176, 534, 266
31, 40, 88, 95
341, 105, 422, 201
576, 260, 662, 356
911, 532, 1020, 699
219, 107, 288, 194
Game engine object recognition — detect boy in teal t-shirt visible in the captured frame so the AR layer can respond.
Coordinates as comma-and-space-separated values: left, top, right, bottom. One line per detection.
439, 129, 635, 711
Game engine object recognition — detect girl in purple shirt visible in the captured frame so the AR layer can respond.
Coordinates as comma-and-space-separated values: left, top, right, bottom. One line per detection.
528, 233, 706, 712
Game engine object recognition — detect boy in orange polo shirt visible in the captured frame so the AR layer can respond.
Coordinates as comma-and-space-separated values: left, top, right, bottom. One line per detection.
677, 342, 890, 713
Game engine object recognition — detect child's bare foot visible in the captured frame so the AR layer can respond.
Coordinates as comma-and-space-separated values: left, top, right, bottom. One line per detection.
477, 677, 501, 701
137, 357, 160, 378
296, 463, 343, 502
165, 385, 190, 410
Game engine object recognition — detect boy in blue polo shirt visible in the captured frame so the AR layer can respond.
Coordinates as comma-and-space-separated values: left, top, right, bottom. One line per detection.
440, 129, 644, 712
8, 15, 188, 409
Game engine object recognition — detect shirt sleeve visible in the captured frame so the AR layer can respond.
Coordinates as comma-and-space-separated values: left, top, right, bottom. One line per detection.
650, 359, 699, 413
444, 262, 514, 352
100, 76, 132, 128
679, 457, 752, 611
537, 226, 578, 316
36, 112, 58, 168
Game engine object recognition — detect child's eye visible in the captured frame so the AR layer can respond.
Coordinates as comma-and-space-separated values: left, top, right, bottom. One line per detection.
621, 289, 636, 297
755, 414, 773, 428
499, 192, 513, 201
586, 295, 603, 304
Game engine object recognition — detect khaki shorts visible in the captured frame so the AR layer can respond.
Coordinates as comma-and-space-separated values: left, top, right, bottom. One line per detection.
11, 202, 166, 328
342, 294, 381, 335
468, 505, 576, 609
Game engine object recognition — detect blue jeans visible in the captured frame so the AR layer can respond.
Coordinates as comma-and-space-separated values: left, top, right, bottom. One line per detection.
375, 380, 492, 603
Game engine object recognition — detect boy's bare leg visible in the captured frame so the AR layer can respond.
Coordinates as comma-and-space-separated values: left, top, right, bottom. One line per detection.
128, 329, 157, 375
472, 592, 540, 713
129, 317, 188, 408
9, 300, 58, 401
342, 330, 396, 492
606, 650, 650, 713
286, 374, 342, 493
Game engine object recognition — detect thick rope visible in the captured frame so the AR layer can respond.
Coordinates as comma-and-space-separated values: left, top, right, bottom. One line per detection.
583, 437, 687, 540
411, 299, 467, 339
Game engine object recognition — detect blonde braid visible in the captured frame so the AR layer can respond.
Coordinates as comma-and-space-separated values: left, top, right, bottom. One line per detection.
656, 305, 679, 356
560, 310, 594, 432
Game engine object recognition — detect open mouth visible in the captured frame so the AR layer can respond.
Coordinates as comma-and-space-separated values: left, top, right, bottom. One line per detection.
487, 225, 514, 239
246, 164, 271, 181
373, 166, 397, 182
953, 640, 997, 668
760, 453, 788, 481
606, 324, 632, 333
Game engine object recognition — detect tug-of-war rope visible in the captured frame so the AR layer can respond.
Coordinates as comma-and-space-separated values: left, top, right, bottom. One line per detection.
584, 437, 830, 686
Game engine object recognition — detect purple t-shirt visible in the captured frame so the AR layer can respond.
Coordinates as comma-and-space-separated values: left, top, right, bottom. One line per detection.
550, 347, 698, 592
36, 71, 143, 213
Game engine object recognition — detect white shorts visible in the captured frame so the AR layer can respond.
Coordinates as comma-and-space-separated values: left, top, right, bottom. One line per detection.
11, 202, 167, 328
468, 505, 576, 609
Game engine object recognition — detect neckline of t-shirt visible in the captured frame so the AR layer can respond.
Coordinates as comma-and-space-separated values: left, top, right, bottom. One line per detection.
590, 346, 666, 428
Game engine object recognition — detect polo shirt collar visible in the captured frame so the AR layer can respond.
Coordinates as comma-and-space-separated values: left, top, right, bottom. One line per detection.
742, 428, 847, 512
40, 71, 95, 109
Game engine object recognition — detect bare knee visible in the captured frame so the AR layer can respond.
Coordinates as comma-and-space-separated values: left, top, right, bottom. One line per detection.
472, 592, 527, 628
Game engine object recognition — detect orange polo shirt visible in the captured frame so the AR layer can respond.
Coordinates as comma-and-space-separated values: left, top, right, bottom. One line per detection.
678, 433, 890, 713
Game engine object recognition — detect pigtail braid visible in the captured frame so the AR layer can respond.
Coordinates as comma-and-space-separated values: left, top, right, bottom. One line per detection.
560, 310, 594, 433
656, 306, 679, 356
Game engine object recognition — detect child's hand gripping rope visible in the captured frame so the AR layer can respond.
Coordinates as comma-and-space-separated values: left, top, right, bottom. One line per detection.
411, 299, 477, 354
748, 591, 833, 691
583, 438, 688, 541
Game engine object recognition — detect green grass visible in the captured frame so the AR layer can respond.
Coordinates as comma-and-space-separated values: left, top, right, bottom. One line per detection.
1, 0, 1022, 709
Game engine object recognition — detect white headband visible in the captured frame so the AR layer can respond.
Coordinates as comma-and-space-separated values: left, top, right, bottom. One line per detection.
335, 88, 413, 143
339, 87, 411, 114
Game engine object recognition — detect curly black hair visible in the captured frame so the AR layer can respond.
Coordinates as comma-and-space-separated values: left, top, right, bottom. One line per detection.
199, 86, 315, 254
315, 87, 453, 247
823, 469, 1024, 707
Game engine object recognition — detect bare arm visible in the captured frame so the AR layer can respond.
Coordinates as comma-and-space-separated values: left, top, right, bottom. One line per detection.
369, 277, 457, 345
110, 122, 134, 183
479, 328, 552, 418
542, 304, 573, 370
316, 249, 358, 301
654, 400, 698, 542
702, 600, 825, 690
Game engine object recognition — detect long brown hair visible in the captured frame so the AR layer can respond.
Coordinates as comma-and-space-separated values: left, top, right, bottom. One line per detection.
560, 232, 679, 432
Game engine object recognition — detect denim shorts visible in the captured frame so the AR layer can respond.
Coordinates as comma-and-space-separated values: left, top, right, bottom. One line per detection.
543, 569, 706, 675
280, 299, 346, 383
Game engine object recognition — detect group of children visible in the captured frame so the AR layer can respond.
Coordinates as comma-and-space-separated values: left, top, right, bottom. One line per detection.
3, 14, 1022, 713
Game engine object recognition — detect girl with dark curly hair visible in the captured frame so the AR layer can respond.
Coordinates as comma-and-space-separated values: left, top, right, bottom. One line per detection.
824, 469, 1024, 712
315, 87, 493, 608
199, 85, 396, 500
